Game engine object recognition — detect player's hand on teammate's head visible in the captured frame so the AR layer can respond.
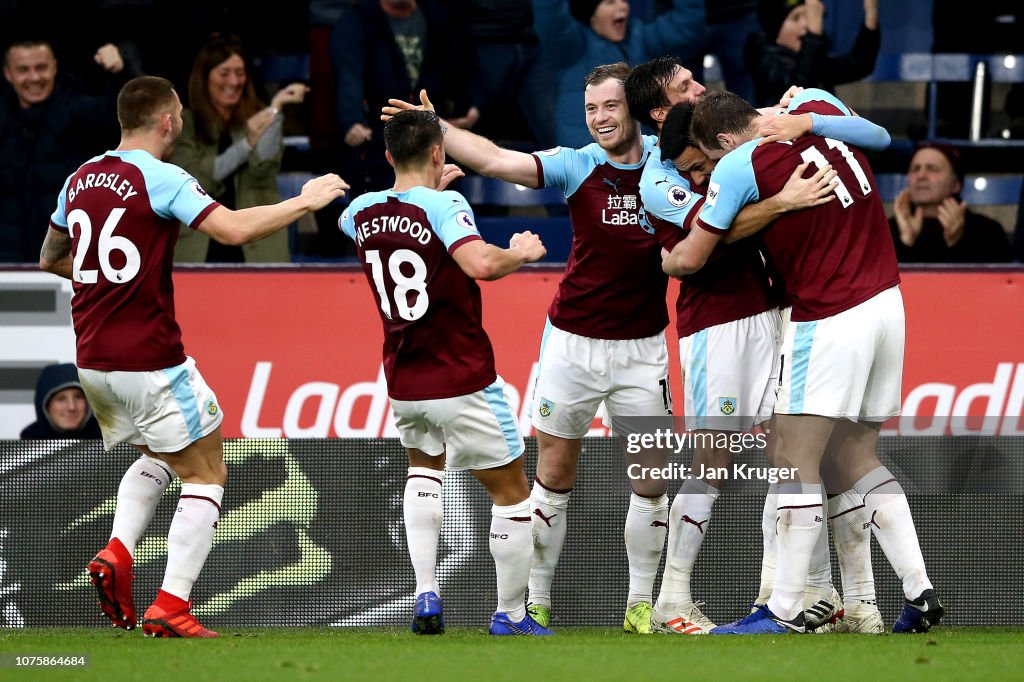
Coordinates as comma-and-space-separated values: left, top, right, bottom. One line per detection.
754, 112, 814, 146
777, 161, 839, 211
777, 85, 804, 108
510, 231, 547, 262
271, 83, 310, 109
381, 89, 436, 123
437, 164, 465, 191
94, 43, 124, 73
300, 174, 350, 210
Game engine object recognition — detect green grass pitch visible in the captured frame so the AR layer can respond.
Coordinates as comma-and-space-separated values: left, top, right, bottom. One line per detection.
2, 627, 1023, 681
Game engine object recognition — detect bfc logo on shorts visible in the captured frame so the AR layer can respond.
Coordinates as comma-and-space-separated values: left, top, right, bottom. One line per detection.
537, 397, 555, 418
206, 399, 218, 416
719, 397, 737, 415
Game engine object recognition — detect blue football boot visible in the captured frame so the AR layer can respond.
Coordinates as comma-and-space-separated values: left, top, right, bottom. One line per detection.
710, 604, 804, 635
411, 591, 445, 635
893, 589, 944, 633
715, 602, 764, 630
488, 611, 554, 636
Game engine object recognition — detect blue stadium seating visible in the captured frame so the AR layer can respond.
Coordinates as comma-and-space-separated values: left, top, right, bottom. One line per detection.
875, 173, 1021, 205
864, 52, 1024, 145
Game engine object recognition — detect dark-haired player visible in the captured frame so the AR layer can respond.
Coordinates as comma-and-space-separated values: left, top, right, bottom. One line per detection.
340, 109, 551, 636
383, 64, 675, 634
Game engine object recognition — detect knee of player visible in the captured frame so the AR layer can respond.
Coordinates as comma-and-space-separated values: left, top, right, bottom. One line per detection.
629, 480, 669, 498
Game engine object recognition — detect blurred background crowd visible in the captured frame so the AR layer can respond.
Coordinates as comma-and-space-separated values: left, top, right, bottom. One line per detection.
1, 0, 1022, 264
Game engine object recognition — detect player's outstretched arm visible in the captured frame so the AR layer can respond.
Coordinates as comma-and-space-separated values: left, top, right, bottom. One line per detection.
451, 231, 546, 281
723, 162, 838, 243
662, 224, 720, 277
197, 174, 348, 246
754, 111, 891, 150
39, 228, 73, 279
382, 90, 540, 188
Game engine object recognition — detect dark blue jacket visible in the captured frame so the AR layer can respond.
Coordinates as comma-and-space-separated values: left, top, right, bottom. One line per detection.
20, 364, 102, 440
330, 0, 470, 180
0, 82, 121, 262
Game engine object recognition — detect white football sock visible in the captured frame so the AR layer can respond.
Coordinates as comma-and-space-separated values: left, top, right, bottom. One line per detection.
162, 482, 223, 601
806, 483, 832, 589
110, 455, 174, 556
828, 489, 876, 604
527, 482, 570, 609
403, 467, 444, 597
854, 467, 933, 600
656, 479, 718, 610
768, 484, 823, 623
756, 483, 778, 604
490, 500, 533, 622
624, 493, 669, 608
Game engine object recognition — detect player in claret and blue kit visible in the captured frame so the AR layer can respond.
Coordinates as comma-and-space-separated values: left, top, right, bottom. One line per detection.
39, 76, 347, 637
664, 88, 944, 635
340, 109, 551, 636
383, 63, 677, 634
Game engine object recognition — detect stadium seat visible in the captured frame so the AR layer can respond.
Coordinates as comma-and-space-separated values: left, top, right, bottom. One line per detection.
861, 53, 1024, 145
875, 173, 1022, 205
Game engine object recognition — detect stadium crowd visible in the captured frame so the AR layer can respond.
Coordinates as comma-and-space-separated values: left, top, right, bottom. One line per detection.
0, 0, 1021, 264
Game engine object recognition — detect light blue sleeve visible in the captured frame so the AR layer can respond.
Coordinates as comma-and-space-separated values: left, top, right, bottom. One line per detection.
639, 166, 702, 227
696, 143, 760, 232
532, 145, 597, 198
141, 160, 218, 226
338, 201, 357, 240
166, 178, 219, 227
429, 191, 482, 251
809, 114, 891, 150
49, 174, 73, 230
785, 88, 892, 151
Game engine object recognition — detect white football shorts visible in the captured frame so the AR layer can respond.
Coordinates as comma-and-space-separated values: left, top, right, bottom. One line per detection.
390, 376, 524, 471
680, 308, 782, 431
775, 286, 904, 420
78, 356, 223, 452
530, 320, 671, 439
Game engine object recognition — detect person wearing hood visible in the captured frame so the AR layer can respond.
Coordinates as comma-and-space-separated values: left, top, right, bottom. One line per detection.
533, 0, 705, 147
20, 363, 101, 439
